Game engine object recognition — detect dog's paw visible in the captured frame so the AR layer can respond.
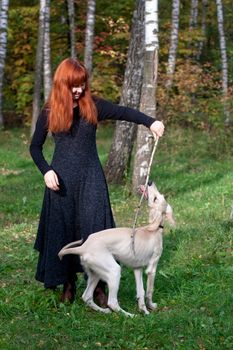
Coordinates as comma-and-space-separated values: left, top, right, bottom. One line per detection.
125, 311, 135, 318
147, 301, 157, 311
142, 308, 150, 315
102, 308, 112, 314
138, 304, 150, 315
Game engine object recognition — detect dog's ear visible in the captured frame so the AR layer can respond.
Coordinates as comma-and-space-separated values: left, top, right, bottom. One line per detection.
165, 204, 176, 227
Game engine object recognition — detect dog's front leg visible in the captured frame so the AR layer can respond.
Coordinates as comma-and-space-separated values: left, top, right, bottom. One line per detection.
134, 268, 150, 315
145, 255, 161, 311
146, 272, 157, 310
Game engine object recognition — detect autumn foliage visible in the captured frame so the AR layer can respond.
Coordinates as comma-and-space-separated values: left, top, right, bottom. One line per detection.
3, 0, 233, 130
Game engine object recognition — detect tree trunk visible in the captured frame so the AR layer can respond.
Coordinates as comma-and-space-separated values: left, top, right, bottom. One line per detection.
197, 0, 208, 60
132, 0, 159, 191
67, 0, 76, 59
84, 0, 96, 76
230, 205, 233, 221
165, 0, 180, 89
0, 0, 9, 128
31, 0, 45, 136
189, 0, 199, 30
43, 0, 52, 101
216, 0, 230, 124
105, 0, 145, 184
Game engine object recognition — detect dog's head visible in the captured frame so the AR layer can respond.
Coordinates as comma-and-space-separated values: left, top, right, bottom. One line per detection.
139, 181, 175, 227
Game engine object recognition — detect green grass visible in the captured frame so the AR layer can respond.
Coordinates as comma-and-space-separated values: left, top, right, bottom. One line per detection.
0, 125, 233, 350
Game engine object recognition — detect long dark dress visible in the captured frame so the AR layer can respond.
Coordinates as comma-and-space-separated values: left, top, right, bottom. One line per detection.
30, 98, 154, 288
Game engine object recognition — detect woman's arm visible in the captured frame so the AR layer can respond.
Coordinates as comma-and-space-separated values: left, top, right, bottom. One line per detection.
29, 110, 53, 176
96, 98, 164, 137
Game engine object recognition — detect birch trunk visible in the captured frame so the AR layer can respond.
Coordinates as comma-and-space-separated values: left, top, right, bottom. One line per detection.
132, 0, 159, 191
43, 0, 52, 101
0, 0, 9, 128
230, 205, 233, 221
216, 0, 230, 124
67, 0, 76, 59
105, 0, 145, 183
165, 0, 180, 89
84, 0, 96, 76
31, 0, 45, 136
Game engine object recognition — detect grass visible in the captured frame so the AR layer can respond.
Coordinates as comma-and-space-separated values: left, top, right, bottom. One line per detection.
0, 124, 233, 350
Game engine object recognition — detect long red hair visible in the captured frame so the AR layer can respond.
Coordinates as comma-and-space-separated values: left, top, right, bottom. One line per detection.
47, 58, 97, 133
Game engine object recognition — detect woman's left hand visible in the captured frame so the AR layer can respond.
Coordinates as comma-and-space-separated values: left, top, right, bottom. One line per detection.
150, 120, 165, 138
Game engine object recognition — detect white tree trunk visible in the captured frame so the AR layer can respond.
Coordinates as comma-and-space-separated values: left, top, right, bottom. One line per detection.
189, 0, 199, 29
84, 0, 96, 76
105, 0, 145, 183
216, 0, 230, 124
165, 0, 180, 89
43, 0, 52, 101
31, 0, 45, 136
132, 0, 159, 191
67, 0, 76, 59
0, 0, 9, 128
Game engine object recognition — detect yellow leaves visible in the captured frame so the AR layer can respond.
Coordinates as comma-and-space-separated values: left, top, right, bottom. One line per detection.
0, 168, 24, 176
156, 59, 227, 128
101, 16, 129, 36
15, 59, 24, 66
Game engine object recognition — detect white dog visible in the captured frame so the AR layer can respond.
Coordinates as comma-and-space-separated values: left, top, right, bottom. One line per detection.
58, 182, 175, 316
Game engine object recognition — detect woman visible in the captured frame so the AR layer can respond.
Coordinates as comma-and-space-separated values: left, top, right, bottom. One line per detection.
30, 58, 164, 303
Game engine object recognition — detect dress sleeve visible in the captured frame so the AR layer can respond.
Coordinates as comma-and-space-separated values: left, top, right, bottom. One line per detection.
95, 98, 155, 128
29, 109, 53, 176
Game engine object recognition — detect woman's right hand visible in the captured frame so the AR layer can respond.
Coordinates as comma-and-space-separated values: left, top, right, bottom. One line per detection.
44, 170, 60, 191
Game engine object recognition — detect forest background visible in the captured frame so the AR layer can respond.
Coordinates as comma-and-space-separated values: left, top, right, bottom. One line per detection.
2, 0, 233, 131
0, 0, 233, 349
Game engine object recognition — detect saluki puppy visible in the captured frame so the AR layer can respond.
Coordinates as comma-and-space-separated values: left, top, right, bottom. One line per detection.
58, 182, 175, 316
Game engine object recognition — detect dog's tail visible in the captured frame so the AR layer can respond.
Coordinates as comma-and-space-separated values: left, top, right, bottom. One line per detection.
58, 239, 83, 260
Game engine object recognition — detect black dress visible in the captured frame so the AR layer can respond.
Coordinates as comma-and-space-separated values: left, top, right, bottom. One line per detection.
30, 98, 154, 288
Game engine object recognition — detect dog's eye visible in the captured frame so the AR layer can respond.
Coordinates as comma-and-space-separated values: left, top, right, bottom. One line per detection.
153, 196, 157, 202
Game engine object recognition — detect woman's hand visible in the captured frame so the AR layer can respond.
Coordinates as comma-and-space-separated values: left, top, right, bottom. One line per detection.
150, 120, 165, 138
44, 170, 60, 191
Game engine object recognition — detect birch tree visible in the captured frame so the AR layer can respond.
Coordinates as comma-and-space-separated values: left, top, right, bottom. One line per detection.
105, 0, 145, 183
0, 0, 9, 128
43, 0, 52, 101
67, 0, 76, 59
84, 0, 96, 76
132, 0, 159, 190
31, 0, 45, 135
230, 205, 233, 221
216, 0, 230, 124
165, 0, 180, 89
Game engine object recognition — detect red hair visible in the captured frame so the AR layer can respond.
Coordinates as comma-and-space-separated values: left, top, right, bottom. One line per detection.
47, 58, 97, 133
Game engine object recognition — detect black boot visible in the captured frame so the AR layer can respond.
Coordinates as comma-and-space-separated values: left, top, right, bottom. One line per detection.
60, 281, 76, 303
94, 281, 108, 307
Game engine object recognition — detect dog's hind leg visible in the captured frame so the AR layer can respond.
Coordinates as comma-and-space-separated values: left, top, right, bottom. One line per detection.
82, 269, 111, 314
105, 261, 134, 317
134, 268, 149, 315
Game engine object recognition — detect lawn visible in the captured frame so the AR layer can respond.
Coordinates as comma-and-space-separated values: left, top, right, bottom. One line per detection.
0, 124, 233, 349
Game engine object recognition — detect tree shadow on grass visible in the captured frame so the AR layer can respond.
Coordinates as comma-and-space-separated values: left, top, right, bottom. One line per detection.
151, 164, 226, 198
156, 219, 233, 299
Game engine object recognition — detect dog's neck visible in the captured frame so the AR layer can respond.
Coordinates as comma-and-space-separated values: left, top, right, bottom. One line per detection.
147, 211, 164, 232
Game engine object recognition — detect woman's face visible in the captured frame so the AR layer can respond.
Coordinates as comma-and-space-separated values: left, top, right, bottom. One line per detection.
72, 83, 86, 100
